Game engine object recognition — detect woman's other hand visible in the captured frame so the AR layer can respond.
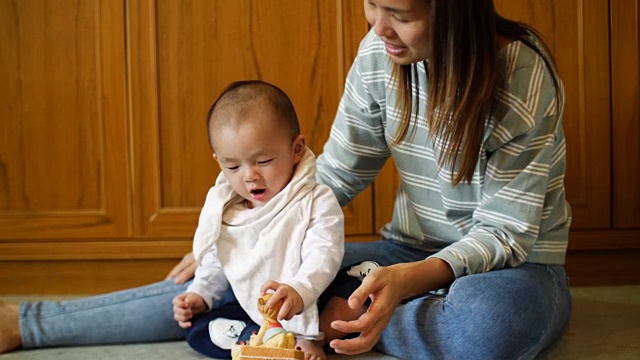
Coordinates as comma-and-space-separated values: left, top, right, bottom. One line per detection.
329, 258, 454, 355
166, 252, 197, 284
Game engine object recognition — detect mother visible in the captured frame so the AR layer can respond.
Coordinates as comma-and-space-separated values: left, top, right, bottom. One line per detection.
1, 1, 571, 359
316, 1, 571, 358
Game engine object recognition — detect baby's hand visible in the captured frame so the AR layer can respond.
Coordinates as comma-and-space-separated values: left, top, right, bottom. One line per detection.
172, 292, 207, 328
261, 280, 303, 321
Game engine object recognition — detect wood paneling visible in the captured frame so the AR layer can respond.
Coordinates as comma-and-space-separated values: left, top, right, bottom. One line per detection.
611, 0, 640, 228
564, 249, 640, 286
3, 245, 637, 295
0, 0, 130, 239
1, 1, 638, 295
494, 0, 612, 229
0, 259, 177, 295
129, 0, 373, 238
0, 240, 191, 261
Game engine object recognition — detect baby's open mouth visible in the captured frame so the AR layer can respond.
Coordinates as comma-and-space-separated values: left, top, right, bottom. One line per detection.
250, 189, 265, 195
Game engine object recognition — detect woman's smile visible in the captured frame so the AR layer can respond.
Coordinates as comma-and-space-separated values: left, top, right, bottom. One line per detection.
384, 42, 406, 56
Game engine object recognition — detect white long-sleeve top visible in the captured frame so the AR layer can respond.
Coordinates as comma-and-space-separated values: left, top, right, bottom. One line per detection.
188, 148, 344, 337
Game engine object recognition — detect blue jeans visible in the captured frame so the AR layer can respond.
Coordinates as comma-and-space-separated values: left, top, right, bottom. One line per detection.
337, 240, 572, 360
20, 280, 192, 347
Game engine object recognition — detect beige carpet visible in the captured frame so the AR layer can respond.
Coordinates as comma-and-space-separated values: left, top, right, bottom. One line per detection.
1, 286, 638, 359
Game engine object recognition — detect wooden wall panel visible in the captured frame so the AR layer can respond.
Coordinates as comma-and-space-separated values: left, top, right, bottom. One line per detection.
495, 0, 611, 229
4, 247, 638, 295
0, 260, 177, 295
0, 0, 130, 239
611, 0, 640, 229
0, 0, 638, 295
130, 0, 374, 239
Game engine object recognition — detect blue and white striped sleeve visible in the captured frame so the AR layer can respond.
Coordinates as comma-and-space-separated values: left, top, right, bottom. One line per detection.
434, 45, 565, 276
316, 35, 392, 206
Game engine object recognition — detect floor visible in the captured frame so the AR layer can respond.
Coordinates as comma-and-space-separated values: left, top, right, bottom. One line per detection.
0, 286, 638, 359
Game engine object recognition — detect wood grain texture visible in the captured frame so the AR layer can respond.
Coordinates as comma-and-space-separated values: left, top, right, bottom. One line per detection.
2, 1, 635, 293
0, 239, 192, 261
564, 249, 640, 286
0, 259, 178, 295
2, 246, 637, 295
611, 0, 640, 228
129, 0, 373, 237
0, 0, 131, 239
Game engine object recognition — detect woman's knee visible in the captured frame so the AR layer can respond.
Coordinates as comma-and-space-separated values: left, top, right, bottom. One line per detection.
379, 266, 567, 359
436, 268, 564, 358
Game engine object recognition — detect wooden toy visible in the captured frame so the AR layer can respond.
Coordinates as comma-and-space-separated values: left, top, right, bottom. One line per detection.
231, 293, 305, 360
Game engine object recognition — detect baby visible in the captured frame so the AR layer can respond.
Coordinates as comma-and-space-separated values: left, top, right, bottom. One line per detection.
172, 80, 344, 360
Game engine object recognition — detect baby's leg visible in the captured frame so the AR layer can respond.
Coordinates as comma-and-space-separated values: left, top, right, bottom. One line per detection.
319, 296, 367, 343
297, 296, 367, 360
185, 300, 254, 359
296, 338, 326, 360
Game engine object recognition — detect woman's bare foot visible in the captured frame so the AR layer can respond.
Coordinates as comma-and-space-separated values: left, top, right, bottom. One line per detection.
297, 338, 326, 360
0, 302, 21, 353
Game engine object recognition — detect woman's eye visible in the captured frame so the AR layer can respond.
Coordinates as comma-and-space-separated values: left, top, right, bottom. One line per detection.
392, 13, 409, 22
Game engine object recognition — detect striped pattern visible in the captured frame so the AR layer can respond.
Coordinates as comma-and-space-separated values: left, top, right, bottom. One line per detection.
316, 30, 571, 277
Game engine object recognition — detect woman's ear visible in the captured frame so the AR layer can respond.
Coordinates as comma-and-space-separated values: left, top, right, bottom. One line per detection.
292, 134, 306, 164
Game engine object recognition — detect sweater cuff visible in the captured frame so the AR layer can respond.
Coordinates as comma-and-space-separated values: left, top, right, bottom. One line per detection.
431, 231, 506, 278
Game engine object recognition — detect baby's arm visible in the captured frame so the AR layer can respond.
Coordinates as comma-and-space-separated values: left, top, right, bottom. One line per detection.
261, 281, 303, 321
174, 250, 228, 328
287, 186, 345, 311
172, 292, 208, 328
186, 248, 229, 310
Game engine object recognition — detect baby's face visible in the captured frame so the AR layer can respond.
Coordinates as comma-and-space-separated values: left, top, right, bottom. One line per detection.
211, 108, 304, 208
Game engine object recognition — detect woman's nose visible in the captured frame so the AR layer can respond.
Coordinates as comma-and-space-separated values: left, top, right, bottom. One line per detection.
371, 13, 393, 38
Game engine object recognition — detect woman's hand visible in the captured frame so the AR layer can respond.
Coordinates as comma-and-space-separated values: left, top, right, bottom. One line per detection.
166, 252, 197, 284
329, 258, 454, 355
328, 264, 406, 354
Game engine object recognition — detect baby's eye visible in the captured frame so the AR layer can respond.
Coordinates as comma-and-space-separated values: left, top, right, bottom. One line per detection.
226, 165, 239, 171
258, 158, 274, 165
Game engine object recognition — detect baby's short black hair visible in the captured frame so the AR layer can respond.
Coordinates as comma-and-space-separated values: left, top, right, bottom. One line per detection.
206, 80, 300, 149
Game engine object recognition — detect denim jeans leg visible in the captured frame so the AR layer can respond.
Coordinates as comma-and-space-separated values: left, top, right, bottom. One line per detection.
20, 279, 191, 348
375, 263, 572, 360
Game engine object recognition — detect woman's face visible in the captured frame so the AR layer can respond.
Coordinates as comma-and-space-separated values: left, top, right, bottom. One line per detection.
364, 0, 432, 64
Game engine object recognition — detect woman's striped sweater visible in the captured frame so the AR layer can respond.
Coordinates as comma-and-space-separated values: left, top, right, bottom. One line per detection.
316, 29, 571, 278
